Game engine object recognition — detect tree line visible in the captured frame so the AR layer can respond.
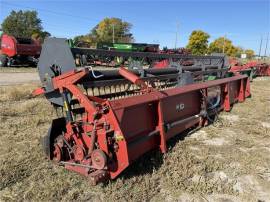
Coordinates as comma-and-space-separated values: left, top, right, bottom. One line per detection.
186, 30, 254, 58
1, 10, 133, 45
73, 17, 134, 46
1, 10, 51, 41
1, 10, 254, 58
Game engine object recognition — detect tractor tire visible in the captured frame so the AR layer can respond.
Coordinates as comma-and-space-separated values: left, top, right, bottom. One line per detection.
0, 54, 7, 67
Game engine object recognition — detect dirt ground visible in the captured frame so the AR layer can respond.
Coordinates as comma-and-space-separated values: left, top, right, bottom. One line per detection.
0, 72, 269, 201
0, 68, 39, 86
0, 66, 114, 86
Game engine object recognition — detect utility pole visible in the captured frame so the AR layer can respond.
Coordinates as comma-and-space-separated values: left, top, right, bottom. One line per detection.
264, 32, 269, 57
258, 35, 263, 57
222, 34, 226, 54
174, 22, 179, 49
112, 24, 115, 43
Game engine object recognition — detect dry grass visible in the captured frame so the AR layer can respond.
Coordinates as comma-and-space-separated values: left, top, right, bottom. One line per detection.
0, 85, 36, 102
0, 78, 270, 201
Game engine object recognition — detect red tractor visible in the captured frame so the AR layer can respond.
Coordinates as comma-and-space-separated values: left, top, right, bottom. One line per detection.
0, 34, 41, 67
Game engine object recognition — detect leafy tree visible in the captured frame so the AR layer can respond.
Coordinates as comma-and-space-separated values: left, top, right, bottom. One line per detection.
2, 10, 45, 38
32, 30, 51, 42
209, 38, 255, 58
208, 37, 238, 57
186, 30, 210, 55
92, 17, 133, 43
244, 49, 255, 59
73, 35, 95, 47
235, 46, 244, 58
73, 35, 87, 45
74, 17, 134, 46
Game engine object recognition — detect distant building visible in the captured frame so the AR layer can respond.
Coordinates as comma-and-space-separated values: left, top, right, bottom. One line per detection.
241, 54, 247, 59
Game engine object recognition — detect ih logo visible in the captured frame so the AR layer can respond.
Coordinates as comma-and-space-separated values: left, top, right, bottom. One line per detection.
176, 103, 185, 112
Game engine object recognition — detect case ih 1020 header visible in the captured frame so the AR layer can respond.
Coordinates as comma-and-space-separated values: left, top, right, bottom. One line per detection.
35, 38, 250, 185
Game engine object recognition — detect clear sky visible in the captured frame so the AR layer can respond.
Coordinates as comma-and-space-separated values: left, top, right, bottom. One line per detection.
0, 0, 269, 54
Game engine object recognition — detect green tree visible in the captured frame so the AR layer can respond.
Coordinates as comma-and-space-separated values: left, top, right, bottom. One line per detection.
73, 35, 95, 47
32, 30, 51, 42
92, 17, 133, 43
186, 30, 210, 55
2, 10, 45, 38
244, 49, 255, 59
73, 35, 87, 45
74, 17, 134, 46
235, 46, 244, 58
208, 37, 238, 57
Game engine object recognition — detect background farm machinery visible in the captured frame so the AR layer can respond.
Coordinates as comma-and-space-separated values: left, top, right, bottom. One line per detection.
96, 42, 160, 52
34, 38, 251, 185
69, 39, 195, 68
0, 34, 41, 67
229, 59, 270, 80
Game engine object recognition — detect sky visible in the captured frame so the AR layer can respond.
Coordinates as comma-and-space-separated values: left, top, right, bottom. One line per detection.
0, 0, 269, 54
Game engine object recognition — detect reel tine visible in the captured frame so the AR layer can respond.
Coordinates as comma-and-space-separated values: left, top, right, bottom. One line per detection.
98, 87, 101, 96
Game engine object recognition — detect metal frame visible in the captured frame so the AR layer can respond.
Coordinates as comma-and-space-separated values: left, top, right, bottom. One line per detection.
36, 66, 250, 184
37, 38, 229, 107
72, 47, 228, 69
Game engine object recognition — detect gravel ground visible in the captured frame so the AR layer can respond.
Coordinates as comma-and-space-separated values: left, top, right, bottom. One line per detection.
0, 76, 269, 202
0, 72, 39, 86
0, 67, 39, 86
0, 66, 114, 86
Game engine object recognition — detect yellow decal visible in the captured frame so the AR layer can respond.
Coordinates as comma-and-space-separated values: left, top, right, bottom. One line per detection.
64, 101, 69, 111
115, 131, 124, 142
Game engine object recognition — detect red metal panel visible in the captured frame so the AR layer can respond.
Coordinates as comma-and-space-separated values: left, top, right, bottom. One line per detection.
158, 101, 167, 152
1, 34, 16, 57
113, 101, 158, 142
161, 75, 247, 96
153, 59, 169, 69
161, 91, 201, 123
16, 44, 41, 56
166, 118, 200, 140
228, 80, 240, 104
127, 132, 158, 161
245, 78, 251, 97
0, 34, 41, 57
103, 102, 130, 179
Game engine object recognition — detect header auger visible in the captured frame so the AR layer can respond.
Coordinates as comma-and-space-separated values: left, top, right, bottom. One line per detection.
35, 38, 250, 185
